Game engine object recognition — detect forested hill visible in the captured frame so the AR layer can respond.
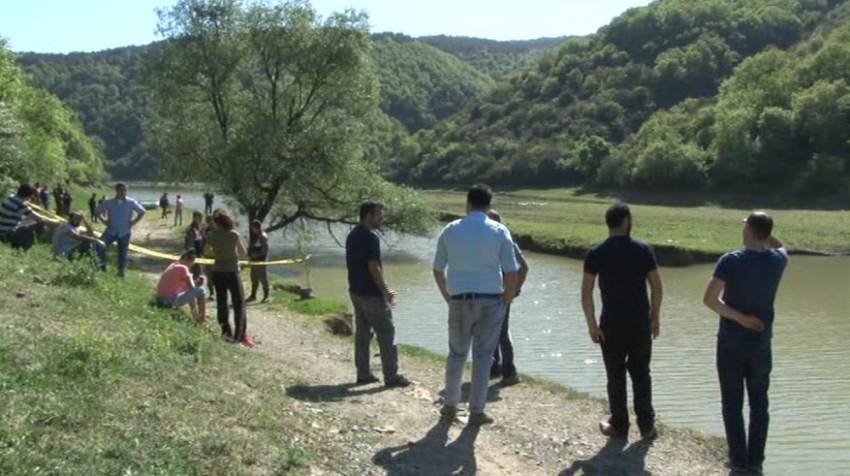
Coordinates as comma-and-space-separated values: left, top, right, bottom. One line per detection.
17, 33, 559, 180
418, 35, 570, 79
403, 0, 850, 198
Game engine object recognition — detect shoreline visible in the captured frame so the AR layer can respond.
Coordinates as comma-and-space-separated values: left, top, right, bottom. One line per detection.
437, 211, 840, 266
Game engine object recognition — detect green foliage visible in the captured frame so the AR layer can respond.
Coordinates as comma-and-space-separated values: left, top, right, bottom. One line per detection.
144, 0, 435, 236
418, 35, 570, 80
407, 0, 850, 199
371, 33, 494, 132
0, 39, 104, 191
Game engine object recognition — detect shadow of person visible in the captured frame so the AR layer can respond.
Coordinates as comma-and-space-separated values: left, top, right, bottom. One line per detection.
559, 437, 654, 476
438, 382, 502, 405
373, 419, 481, 476
285, 382, 388, 403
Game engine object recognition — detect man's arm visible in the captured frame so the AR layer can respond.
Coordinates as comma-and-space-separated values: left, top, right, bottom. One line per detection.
702, 278, 765, 332
368, 260, 395, 304
130, 207, 146, 228
516, 250, 529, 292
95, 201, 109, 223
647, 269, 663, 339
766, 235, 785, 251
503, 271, 519, 305
581, 272, 604, 343
203, 241, 213, 257
236, 236, 247, 257
29, 210, 61, 226
433, 270, 450, 303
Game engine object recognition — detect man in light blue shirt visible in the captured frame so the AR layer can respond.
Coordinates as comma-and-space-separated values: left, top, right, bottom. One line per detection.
433, 183, 520, 426
95, 182, 146, 277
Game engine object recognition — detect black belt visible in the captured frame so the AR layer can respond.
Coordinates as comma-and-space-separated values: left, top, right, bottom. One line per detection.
450, 293, 502, 300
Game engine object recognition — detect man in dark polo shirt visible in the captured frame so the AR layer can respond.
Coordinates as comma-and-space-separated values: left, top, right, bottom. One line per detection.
703, 212, 787, 475
345, 199, 410, 388
581, 202, 663, 440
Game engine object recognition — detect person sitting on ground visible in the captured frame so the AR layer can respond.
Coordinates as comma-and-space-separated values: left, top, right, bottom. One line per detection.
155, 250, 207, 324
52, 211, 107, 270
487, 210, 529, 387
0, 183, 62, 251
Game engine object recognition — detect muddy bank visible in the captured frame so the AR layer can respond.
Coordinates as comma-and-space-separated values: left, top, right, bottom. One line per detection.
436, 212, 836, 267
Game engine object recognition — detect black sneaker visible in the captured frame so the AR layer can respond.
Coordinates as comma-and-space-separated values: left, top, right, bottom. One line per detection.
499, 374, 521, 386
640, 426, 659, 440
747, 465, 764, 476
355, 375, 380, 385
724, 461, 748, 474
384, 375, 411, 388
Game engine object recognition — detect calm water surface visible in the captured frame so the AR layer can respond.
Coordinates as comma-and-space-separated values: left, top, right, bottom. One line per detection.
132, 187, 850, 476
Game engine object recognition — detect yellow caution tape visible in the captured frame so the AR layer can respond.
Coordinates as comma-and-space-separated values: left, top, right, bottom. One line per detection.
30, 202, 307, 266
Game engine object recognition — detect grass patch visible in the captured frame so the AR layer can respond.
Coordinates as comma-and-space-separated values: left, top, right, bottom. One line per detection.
425, 188, 850, 258
0, 244, 317, 475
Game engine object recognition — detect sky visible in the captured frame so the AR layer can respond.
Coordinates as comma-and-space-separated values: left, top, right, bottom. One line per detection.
0, 0, 653, 54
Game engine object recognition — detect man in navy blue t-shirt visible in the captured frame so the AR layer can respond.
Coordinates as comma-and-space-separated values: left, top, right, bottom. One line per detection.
345, 199, 410, 388
582, 202, 663, 440
703, 212, 787, 475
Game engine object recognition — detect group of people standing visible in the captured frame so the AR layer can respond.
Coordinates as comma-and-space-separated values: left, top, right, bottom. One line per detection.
345, 184, 787, 476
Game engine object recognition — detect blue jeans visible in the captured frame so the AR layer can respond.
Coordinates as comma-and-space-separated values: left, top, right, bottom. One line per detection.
100, 230, 130, 274
444, 295, 505, 414
491, 304, 517, 376
717, 339, 772, 469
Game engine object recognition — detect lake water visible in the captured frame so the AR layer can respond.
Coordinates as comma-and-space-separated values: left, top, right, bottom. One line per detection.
130, 186, 850, 476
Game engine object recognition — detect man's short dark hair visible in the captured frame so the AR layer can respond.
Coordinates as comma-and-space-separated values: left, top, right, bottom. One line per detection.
359, 199, 384, 221
467, 183, 492, 209
250, 219, 262, 229
115, 182, 127, 190
17, 183, 37, 198
180, 250, 196, 262
605, 202, 631, 229
746, 212, 773, 240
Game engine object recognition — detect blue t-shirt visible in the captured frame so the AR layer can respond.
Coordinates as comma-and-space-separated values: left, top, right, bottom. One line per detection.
345, 224, 383, 297
713, 248, 788, 345
584, 235, 658, 332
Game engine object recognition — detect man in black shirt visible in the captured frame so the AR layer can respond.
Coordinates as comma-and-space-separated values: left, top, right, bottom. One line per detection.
581, 202, 663, 439
345, 199, 410, 388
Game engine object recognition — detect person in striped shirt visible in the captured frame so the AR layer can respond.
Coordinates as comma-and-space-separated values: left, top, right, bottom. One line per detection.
0, 183, 62, 250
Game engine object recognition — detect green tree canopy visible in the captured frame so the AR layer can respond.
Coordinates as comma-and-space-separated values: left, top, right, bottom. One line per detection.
145, 0, 432, 234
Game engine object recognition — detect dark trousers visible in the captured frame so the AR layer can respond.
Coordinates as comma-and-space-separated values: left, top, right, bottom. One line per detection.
350, 293, 399, 380
717, 340, 772, 469
491, 304, 517, 376
213, 271, 246, 340
0, 223, 46, 251
249, 261, 269, 299
67, 242, 107, 271
600, 328, 655, 433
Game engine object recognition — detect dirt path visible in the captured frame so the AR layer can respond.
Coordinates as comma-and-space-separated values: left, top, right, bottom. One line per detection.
130, 217, 729, 476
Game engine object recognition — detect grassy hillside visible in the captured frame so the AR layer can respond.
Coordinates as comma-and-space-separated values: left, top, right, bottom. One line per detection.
404, 0, 850, 199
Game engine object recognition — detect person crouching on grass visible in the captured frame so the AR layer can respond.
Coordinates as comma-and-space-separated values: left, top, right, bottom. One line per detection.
155, 250, 208, 324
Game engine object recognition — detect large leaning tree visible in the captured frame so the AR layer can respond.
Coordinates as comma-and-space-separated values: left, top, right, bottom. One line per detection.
144, 0, 433, 234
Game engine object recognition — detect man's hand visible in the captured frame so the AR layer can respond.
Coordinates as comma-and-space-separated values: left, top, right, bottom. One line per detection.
738, 315, 765, 332
588, 323, 605, 344
651, 317, 660, 340
386, 290, 397, 306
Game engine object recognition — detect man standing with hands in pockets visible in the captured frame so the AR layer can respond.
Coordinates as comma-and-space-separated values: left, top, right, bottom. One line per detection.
346, 199, 411, 388
703, 212, 787, 475
433, 184, 519, 426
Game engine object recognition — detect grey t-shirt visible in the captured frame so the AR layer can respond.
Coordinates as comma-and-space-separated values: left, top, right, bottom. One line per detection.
52, 223, 81, 256
206, 228, 241, 272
